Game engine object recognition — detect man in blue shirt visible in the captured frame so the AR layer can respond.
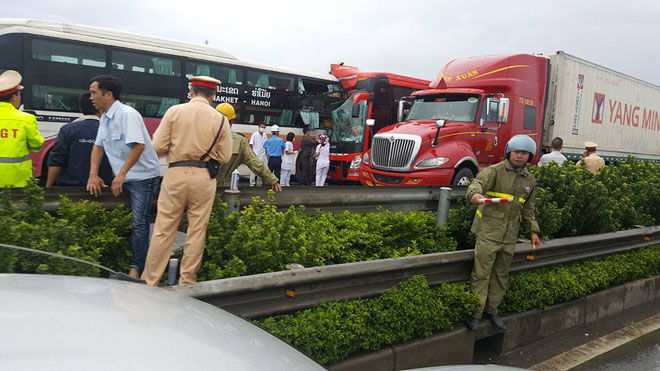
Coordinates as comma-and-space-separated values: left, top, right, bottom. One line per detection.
87, 75, 161, 279
46, 93, 114, 187
263, 124, 286, 180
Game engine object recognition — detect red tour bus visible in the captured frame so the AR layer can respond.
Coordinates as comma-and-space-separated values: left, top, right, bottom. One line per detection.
326, 64, 429, 183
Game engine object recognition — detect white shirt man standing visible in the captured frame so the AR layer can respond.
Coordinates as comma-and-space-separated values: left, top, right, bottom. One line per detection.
538, 137, 567, 166
248, 123, 267, 186
315, 134, 330, 186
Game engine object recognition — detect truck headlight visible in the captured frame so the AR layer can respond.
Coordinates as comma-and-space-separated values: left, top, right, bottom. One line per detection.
415, 157, 449, 169
362, 152, 370, 165
350, 155, 362, 169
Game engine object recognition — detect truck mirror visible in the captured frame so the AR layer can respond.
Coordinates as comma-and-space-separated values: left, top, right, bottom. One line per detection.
485, 98, 498, 123
397, 98, 413, 122
432, 120, 446, 147
497, 98, 509, 123
366, 119, 375, 127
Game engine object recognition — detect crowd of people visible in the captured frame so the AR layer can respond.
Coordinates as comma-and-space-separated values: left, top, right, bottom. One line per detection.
0, 68, 608, 291
0, 70, 339, 286
246, 123, 331, 188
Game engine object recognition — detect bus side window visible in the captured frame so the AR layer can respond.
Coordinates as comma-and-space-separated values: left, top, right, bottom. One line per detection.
244, 107, 294, 127
32, 85, 86, 112
112, 50, 180, 77
32, 38, 106, 68
0, 34, 23, 68
373, 83, 394, 126
299, 78, 340, 95
185, 61, 243, 85
247, 71, 295, 92
122, 94, 180, 118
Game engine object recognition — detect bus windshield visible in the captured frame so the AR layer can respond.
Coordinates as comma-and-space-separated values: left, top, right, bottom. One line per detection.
330, 92, 368, 144
406, 94, 481, 123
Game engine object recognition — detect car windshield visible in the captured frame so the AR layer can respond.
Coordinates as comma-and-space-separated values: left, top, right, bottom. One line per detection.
330, 92, 368, 143
406, 94, 480, 123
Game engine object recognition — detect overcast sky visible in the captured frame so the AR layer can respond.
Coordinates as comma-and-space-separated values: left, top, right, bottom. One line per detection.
5, 0, 660, 85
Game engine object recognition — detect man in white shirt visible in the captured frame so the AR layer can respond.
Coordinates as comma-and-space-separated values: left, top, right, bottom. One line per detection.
248, 123, 268, 186
538, 137, 567, 166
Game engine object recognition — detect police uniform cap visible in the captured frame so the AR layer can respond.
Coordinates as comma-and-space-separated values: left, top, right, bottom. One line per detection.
0, 70, 23, 97
584, 141, 598, 150
189, 75, 221, 90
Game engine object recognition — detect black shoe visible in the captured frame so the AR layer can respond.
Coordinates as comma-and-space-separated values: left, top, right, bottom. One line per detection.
484, 313, 507, 331
465, 317, 479, 331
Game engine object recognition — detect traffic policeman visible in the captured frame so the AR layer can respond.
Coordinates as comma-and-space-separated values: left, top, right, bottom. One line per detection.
465, 134, 541, 331
141, 76, 232, 286
214, 103, 281, 191
0, 70, 44, 187
577, 141, 605, 174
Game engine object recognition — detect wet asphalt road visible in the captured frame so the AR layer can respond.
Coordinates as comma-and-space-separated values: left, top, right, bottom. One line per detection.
572, 328, 660, 371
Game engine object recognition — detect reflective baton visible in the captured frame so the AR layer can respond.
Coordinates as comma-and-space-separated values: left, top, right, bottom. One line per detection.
478, 197, 512, 204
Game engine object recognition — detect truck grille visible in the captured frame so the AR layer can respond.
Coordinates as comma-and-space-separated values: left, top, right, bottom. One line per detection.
371, 134, 421, 171
373, 173, 404, 184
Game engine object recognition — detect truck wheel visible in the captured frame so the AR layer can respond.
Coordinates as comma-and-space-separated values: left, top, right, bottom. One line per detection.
452, 167, 474, 186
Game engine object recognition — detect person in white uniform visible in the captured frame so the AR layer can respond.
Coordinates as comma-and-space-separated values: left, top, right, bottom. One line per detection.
280, 132, 296, 186
315, 134, 330, 187
248, 123, 268, 186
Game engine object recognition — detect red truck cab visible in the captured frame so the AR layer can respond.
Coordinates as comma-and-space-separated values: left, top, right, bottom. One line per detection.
360, 54, 549, 186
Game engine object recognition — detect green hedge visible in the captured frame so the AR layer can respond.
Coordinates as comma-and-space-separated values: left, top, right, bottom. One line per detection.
255, 245, 660, 365
199, 193, 456, 280
0, 180, 132, 276
3, 159, 660, 279
0, 183, 456, 278
254, 276, 479, 365
501, 244, 660, 312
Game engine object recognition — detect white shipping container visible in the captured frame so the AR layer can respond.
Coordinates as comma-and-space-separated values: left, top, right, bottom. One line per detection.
542, 51, 660, 161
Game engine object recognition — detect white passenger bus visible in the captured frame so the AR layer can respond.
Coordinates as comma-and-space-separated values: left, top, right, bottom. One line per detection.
0, 18, 343, 178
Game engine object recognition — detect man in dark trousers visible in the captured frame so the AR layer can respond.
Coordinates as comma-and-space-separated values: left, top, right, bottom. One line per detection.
263, 124, 285, 180
296, 127, 317, 185
46, 93, 113, 187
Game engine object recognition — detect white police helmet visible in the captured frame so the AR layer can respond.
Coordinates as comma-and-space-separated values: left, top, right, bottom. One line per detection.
505, 135, 537, 161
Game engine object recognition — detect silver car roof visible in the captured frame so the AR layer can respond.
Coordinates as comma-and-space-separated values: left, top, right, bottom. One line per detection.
0, 274, 325, 371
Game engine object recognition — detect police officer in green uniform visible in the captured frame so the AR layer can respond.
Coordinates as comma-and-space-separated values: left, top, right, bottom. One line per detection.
215, 103, 281, 191
465, 135, 541, 331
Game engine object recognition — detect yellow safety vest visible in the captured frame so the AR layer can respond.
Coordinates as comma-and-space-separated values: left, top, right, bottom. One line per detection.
0, 102, 44, 187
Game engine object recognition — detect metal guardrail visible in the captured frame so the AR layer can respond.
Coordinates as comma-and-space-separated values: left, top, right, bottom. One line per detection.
12, 185, 467, 214
172, 225, 660, 319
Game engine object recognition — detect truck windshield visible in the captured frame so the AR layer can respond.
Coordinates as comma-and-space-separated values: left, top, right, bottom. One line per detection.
406, 94, 480, 123
330, 92, 368, 143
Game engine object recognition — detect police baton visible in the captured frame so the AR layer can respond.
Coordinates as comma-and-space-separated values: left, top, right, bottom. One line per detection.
477, 197, 511, 204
